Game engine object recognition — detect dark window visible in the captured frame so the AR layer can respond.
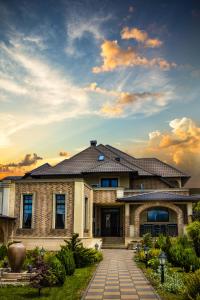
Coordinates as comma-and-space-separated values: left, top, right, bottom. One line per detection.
84, 197, 89, 231
101, 178, 118, 188
147, 208, 169, 222
55, 194, 65, 229
23, 194, 32, 229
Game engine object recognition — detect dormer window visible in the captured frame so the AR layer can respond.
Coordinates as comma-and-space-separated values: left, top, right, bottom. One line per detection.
98, 154, 105, 161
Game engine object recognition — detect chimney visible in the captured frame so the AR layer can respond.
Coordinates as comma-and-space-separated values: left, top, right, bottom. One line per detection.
90, 140, 97, 147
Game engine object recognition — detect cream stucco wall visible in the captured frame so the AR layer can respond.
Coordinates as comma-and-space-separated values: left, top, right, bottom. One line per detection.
85, 174, 130, 188
74, 181, 84, 237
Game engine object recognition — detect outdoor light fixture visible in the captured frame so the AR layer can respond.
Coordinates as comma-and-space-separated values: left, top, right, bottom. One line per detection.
95, 243, 99, 250
159, 252, 167, 283
40, 247, 45, 257
136, 243, 141, 253
144, 245, 149, 268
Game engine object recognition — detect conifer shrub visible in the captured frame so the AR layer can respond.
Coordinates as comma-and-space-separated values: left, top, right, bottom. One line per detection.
57, 248, 75, 275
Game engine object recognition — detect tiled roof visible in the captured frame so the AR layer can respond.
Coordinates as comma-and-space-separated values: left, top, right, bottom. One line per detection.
105, 145, 189, 178
117, 191, 200, 202
1, 176, 22, 181
29, 142, 189, 179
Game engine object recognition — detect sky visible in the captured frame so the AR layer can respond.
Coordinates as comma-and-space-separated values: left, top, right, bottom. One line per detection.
0, 0, 200, 187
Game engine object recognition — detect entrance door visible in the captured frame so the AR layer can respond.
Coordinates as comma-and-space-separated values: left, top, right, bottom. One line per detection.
101, 208, 120, 236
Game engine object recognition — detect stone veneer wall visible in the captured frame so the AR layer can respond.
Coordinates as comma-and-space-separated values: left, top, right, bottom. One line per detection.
14, 181, 74, 238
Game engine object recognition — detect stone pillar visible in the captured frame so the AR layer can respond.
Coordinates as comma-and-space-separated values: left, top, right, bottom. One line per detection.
125, 203, 130, 237
89, 189, 93, 238
187, 202, 193, 224
73, 181, 84, 238
2, 182, 11, 216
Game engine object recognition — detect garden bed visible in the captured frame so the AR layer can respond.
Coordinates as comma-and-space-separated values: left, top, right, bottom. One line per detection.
0, 265, 96, 300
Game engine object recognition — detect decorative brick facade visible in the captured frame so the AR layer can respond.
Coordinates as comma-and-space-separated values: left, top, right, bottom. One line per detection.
14, 181, 74, 238
134, 201, 184, 237
93, 189, 118, 204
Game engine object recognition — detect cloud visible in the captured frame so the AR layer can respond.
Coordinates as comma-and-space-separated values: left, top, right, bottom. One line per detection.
128, 6, 134, 13
85, 82, 171, 117
4, 153, 43, 168
65, 14, 111, 55
0, 78, 27, 95
59, 151, 70, 157
127, 117, 200, 186
121, 27, 163, 48
92, 40, 176, 73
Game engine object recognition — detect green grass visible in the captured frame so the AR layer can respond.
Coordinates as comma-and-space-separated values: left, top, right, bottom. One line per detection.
0, 265, 96, 300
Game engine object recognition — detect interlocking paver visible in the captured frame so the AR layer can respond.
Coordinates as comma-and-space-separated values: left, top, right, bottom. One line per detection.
83, 249, 160, 300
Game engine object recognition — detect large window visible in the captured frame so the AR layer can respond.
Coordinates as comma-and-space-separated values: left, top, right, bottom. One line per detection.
84, 197, 89, 232
147, 208, 169, 222
22, 194, 33, 228
55, 194, 65, 229
101, 178, 118, 188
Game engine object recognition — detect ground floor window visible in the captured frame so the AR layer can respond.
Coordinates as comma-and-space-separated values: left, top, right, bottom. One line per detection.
55, 194, 65, 229
22, 194, 33, 229
84, 197, 89, 232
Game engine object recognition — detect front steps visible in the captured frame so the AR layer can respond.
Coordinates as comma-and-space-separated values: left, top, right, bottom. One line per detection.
102, 237, 126, 249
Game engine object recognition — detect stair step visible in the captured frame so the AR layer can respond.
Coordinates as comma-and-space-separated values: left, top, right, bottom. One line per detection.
102, 244, 127, 249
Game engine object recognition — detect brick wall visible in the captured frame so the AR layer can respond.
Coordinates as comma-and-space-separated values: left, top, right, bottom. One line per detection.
14, 181, 74, 238
93, 189, 118, 204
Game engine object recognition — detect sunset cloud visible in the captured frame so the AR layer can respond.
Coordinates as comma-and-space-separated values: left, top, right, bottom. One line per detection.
93, 40, 176, 73
59, 151, 70, 157
127, 117, 200, 186
86, 82, 170, 117
121, 27, 163, 48
3, 153, 43, 168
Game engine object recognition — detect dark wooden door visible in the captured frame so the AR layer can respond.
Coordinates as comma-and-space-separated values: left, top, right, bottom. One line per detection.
101, 208, 120, 236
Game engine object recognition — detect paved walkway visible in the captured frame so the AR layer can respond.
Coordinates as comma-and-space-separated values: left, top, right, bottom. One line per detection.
83, 249, 160, 300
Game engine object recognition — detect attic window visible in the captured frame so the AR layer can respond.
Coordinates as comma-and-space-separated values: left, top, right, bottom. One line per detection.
98, 154, 105, 161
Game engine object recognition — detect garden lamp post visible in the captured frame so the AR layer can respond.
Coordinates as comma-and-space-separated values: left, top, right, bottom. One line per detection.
159, 252, 167, 284
144, 246, 149, 268
40, 247, 45, 258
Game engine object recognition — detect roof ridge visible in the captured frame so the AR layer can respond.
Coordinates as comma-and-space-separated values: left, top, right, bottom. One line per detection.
83, 158, 133, 173
105, 145, 155, 176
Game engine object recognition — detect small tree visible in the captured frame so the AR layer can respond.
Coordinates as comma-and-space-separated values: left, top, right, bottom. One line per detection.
30, 256, 55, 296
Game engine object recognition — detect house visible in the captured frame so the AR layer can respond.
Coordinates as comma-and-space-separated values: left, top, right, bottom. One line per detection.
0, 140, 199, 250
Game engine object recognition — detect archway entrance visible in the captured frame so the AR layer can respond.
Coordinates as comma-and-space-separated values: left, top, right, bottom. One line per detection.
134, 202, 184, 237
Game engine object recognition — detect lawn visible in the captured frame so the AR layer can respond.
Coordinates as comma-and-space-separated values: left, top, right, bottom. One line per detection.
0, 265, 96, 300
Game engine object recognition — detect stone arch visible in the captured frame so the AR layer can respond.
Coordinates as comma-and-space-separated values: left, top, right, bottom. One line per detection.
0, 227, 4, 244
134, 201, 184, 237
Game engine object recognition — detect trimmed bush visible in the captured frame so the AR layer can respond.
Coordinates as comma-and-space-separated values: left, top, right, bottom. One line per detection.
57, 248, 75, 275
45, 254, 66, 285
184, 269, 200, 299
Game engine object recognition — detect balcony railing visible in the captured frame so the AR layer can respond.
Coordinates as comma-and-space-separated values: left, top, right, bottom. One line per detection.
140, 224, 178, 237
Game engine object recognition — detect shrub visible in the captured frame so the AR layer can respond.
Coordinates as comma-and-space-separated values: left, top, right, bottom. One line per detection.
169, 243, 199, 272
187, 221, 200, 257
184, 269, 200, 299
0, 245, 7, 261
57, 248, 75, 275
149, 248, 161, 259
30, 256, 54, 296
62, 233, 103, 268
45, 254, 66, 285
142, 233, 153, 248
147, 258, 160, 271
160, 268, 185, 294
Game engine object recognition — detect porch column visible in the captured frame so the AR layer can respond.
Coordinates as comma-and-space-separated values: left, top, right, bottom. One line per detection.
125, 203, 130, 237
187, 202, 193, 224
74, 181, 84, 238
